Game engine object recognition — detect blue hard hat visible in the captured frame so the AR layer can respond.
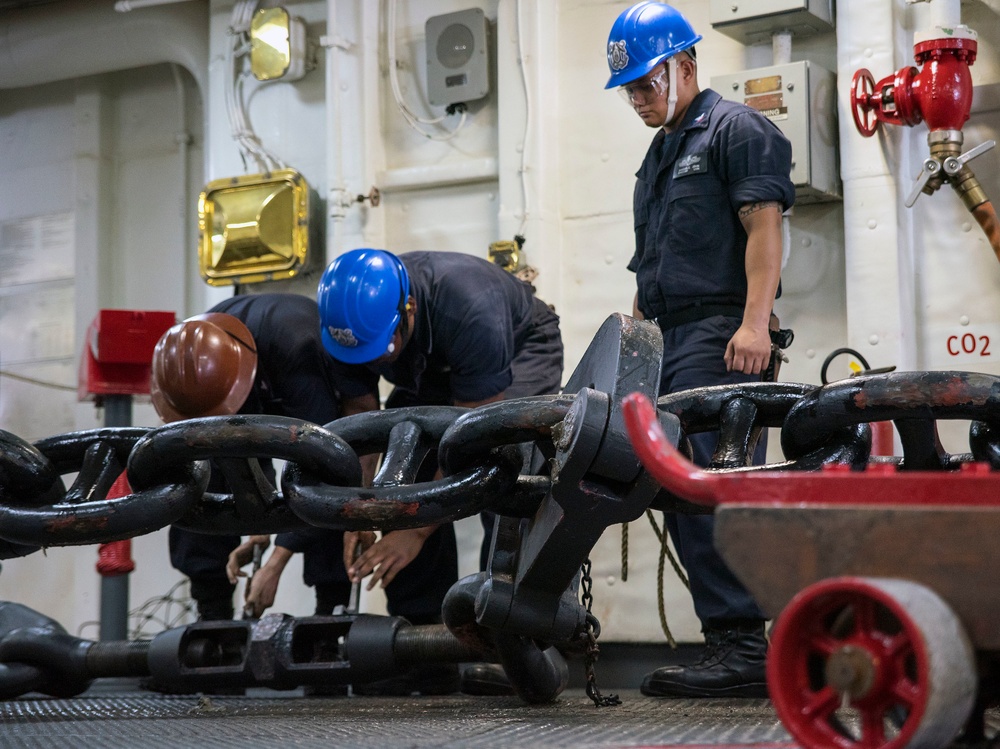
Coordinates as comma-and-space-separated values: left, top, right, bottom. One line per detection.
605, 2, 702, 89
317, 248, 410, 364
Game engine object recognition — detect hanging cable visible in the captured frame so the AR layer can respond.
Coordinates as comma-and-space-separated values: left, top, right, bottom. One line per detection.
386, 0, 468, 141
0, 370, 77, 392
225, 0, 286, 172
514, 0, 531, 236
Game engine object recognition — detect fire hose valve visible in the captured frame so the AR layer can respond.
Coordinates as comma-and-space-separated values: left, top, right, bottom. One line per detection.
851, 25, 979, 138
850, 23, 999, 215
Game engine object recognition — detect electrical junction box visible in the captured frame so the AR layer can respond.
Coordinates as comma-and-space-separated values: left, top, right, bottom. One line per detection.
712, 60, 841, 204
426, 8, 490, 107
710, 0, 834, 45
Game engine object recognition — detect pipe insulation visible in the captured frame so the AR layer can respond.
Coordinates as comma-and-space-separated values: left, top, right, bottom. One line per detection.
0, 1, 208, 95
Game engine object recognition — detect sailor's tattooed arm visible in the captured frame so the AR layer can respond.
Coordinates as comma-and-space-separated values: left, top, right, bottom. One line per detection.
738, 201, 781, 219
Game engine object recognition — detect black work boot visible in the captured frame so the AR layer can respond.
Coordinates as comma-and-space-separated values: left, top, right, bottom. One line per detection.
460, 663, 516, 696
189, 578, 235, 621
196, 600, 235, 622
641, 620, 769, 698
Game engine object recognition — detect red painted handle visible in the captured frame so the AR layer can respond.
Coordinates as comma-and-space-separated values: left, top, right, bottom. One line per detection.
621, 392, 720, 507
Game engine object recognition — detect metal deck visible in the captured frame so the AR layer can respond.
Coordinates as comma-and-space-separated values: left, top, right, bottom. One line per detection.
0, 683, 792, 749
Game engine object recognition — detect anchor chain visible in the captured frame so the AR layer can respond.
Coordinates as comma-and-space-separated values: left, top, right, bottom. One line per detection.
3, 367, 1000, 706
0, 373, 999, 550
0, 398, 571, 549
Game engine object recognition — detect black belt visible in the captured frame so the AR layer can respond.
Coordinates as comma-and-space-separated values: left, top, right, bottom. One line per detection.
655, 303, 745, 331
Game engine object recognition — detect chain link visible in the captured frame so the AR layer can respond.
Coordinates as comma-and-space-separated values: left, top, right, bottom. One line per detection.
4, 374, 1000, 549
3, 373, 1000, 694
0, 400, 566, 547
780, 371, 1000, 468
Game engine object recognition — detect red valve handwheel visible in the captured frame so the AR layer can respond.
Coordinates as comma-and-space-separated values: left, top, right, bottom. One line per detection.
851, 68, 878, 138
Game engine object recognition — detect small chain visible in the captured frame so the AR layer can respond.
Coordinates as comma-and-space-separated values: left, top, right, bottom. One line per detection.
580, 558, 621, 707
620, 522, 629, 582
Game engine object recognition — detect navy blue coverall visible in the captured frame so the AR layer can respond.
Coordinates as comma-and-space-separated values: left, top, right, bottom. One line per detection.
168, 294, 356, 619
334, 250, 565, 577
629, 89, 795, 627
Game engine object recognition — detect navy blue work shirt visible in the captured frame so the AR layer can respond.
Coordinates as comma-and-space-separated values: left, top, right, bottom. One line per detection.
210, 293, 355, 424
628, 89, 795, 320
210, 293, 365, 582
335, 251, 540, 405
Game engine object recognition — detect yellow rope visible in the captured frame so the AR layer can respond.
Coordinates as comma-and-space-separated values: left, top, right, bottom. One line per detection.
645, 509, 689, 647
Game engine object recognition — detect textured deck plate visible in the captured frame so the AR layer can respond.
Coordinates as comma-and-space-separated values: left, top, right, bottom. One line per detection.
0, 685, 792, 748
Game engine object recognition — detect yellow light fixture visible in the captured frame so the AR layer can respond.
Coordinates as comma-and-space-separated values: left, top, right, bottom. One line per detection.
488, 237, 538, 285
488, 239, 521, 274
250, 6, 307, 82
197, 169, 311, 287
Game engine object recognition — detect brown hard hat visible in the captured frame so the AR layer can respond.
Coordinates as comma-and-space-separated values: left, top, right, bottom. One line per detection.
150, 312, 258, 422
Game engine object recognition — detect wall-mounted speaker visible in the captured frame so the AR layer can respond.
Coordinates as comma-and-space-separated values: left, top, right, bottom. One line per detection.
426, 8, 490, 108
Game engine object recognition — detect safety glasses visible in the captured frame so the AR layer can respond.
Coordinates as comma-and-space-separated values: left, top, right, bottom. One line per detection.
618, 66, 669, 105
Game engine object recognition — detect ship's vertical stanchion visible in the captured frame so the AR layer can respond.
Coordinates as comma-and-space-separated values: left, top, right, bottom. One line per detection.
78, 309, 175, 640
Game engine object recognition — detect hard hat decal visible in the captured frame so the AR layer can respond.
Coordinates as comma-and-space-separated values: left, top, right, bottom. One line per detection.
328, 327, 359, 347
608, 40, 629, 71
604, 2, 701, 89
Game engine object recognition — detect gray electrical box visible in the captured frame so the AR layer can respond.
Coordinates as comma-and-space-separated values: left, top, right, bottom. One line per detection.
426, 8, 490, 107
710, 0, 834, 45
712, 61, 840, 204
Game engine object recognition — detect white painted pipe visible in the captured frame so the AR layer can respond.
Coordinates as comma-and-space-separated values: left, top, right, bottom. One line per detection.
376, 158, 500, 194
929, 0, 962, 29
910, 0, 963, 38
769, 16, 791, 265
327, 0, 348, 225
171, 64, 195, 315
322, 0, 351, 225
0, 1, 208, 96
115, 0, 197, 12
772, 30, 792, 66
